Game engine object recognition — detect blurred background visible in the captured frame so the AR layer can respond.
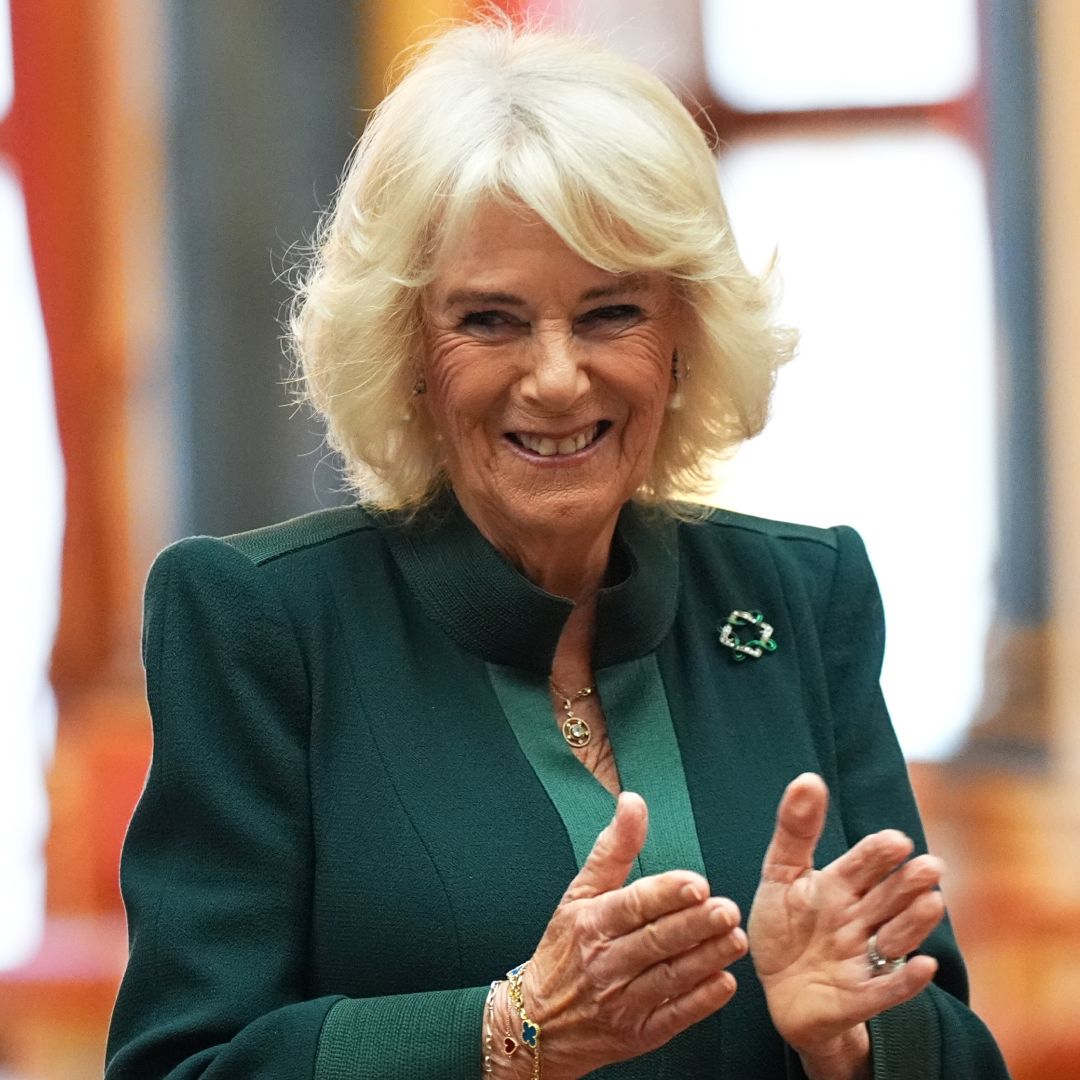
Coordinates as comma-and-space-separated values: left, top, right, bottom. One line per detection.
1, 0, 1078, 1075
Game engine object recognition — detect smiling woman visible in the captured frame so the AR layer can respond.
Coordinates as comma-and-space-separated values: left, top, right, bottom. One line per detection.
290, 20, 792, 516
107, 15, 1010, 1080
420, 204, 683, 598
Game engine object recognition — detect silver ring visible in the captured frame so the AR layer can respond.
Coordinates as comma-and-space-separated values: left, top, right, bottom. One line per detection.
867, 933, 906, 976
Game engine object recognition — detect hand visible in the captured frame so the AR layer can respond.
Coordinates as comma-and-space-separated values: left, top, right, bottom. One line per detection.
748, 774, 945, 1076
520, 793, 747, 1080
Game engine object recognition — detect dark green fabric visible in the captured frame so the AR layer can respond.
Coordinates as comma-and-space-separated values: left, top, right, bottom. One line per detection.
317, 986, 491, 1079
106, 497, 1010, 1078
869, 992, 940, 1080
382, 492, 679, 673
488, 656, 706, 885
489, 664, 628, 877
489, 657, 717, 1080
598, 656, 708, 880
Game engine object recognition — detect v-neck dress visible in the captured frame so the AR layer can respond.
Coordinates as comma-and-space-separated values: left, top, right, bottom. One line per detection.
105, 495, 1010, 1079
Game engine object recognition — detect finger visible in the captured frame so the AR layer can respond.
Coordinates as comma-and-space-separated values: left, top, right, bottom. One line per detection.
590, 874, 721, 940
828, 829, 914, 897
562, 792, 649, 903
628, 926, 748, 1004
852, 952, 939, 1020
595, 894, 738, 971
858, 854, 945, 930
638, 970, 738, 1052
872, 890, 946, 961
760, 773, 828, 885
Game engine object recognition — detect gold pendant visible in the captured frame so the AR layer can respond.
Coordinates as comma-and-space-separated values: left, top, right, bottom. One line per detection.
562, 715, 592, 747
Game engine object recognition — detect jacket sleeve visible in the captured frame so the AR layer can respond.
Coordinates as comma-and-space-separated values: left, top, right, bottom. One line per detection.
105, 537, 487, 1079
821, 526, 1011, 1080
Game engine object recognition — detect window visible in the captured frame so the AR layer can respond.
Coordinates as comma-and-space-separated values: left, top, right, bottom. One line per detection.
0, 0, 64, 970
713, 128, 995, 758
702, 0, 978, 111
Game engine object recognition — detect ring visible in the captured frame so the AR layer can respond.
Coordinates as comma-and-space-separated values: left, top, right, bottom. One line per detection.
867, 933, 906, 976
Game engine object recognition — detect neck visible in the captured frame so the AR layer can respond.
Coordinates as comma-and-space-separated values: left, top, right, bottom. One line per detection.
459, 497, 619, 604
514, 528, 613, 603
550, 596, 599, 691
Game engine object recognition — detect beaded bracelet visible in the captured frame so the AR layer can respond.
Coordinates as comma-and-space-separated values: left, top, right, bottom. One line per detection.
506, 962, 542, 1080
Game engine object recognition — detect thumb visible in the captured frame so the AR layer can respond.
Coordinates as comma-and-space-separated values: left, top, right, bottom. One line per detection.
760, 772, 828, 885
561, 792, 648, 903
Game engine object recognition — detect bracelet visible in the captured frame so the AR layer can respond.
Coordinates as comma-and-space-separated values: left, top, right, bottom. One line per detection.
506, 962, 542, 1080
483, 980, 499, 1074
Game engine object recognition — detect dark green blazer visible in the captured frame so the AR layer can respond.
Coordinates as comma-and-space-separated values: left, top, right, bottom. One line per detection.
106, 497, 1009, 1078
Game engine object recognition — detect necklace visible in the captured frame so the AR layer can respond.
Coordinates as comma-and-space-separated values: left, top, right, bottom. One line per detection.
551, 680, 595, 748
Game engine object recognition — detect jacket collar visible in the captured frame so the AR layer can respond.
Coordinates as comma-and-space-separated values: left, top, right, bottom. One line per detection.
380, 491, 679, 675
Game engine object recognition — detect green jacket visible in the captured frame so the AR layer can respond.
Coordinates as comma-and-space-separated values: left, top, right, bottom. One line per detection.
106, 497, 1010, 1078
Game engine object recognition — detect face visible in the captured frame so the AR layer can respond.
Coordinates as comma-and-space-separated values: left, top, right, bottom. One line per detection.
420, 203, 685, 549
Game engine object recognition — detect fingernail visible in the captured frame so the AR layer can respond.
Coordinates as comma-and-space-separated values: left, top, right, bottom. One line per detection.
681, 882, 705, 903
710, 899, 740, 927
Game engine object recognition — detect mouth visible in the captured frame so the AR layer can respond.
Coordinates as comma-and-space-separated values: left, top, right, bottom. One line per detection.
505, 421, 611, 459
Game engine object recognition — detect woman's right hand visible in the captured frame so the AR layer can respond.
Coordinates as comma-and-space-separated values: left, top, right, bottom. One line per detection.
514, 792, 746, 1080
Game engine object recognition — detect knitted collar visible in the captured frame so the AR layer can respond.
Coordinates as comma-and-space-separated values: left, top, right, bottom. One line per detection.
380, 492, 679, 675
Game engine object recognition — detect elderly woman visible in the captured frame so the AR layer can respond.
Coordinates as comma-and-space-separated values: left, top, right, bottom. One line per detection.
106, 19, 1009, 1080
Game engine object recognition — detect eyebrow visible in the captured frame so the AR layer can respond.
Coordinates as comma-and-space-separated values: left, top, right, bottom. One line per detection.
441, 273, 652, 309
443, 289, 526, 308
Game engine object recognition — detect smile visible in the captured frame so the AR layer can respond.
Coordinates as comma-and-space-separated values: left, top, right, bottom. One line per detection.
507, 422, 610, 458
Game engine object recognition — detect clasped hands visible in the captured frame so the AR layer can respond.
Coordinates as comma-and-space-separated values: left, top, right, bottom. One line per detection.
515, 774, 945, 1080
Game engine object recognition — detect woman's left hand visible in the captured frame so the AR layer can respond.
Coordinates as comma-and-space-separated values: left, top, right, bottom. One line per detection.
747, 773, 945, 1080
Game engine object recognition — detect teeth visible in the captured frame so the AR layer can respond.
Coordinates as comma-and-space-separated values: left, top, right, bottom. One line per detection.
517, 424, 598, 457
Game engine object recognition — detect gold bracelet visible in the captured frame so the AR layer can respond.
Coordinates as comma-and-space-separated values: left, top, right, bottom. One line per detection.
483, 980, 499, 1074
503, 981, 519, 1059
506, 962, 542, 1080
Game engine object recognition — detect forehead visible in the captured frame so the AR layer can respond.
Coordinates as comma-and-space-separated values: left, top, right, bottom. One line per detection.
427, 201, 664, 304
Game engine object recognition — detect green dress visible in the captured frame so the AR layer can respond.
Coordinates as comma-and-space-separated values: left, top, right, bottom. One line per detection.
105, 495, 1010, 1078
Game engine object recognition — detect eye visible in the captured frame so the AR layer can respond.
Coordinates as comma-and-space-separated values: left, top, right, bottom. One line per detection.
459, 310, 522, 333
576, 304, 643, 329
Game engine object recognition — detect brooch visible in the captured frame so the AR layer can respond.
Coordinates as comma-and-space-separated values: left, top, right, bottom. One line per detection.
718, 610, 777, 662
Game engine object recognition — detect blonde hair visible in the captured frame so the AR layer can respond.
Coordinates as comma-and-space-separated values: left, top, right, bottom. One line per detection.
290, 17, 796, 511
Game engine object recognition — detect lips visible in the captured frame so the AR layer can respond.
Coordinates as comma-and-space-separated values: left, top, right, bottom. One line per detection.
509, 421, 608, 457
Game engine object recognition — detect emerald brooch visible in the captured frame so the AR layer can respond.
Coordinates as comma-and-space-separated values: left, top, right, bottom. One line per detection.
719, 610, 777, 662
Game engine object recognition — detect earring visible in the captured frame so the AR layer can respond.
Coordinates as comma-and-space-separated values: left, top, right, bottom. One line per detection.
667, 351, 684, 412
403, 374, 426, 422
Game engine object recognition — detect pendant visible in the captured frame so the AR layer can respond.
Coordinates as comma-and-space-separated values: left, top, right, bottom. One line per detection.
562, 715, 592, 747
551, 681, 596, 749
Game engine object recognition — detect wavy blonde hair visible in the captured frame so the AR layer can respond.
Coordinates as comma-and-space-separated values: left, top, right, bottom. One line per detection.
290, 17, 796, 511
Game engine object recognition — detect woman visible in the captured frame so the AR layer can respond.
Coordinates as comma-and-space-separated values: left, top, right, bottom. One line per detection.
106, 18, 1010, 1080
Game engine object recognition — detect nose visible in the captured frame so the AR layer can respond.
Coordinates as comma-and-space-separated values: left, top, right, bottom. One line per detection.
519, 328, 589, 412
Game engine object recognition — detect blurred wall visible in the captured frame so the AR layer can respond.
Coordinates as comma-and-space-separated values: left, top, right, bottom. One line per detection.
1041, 0, 1080, 784
165, 0, 359, 537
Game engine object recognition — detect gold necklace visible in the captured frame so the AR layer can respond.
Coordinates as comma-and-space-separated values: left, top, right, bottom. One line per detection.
551, 680, 595, 748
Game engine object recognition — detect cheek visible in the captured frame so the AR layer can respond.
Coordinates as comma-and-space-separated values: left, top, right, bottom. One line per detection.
422, 335, 506, 438
603, 336, 673, 410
